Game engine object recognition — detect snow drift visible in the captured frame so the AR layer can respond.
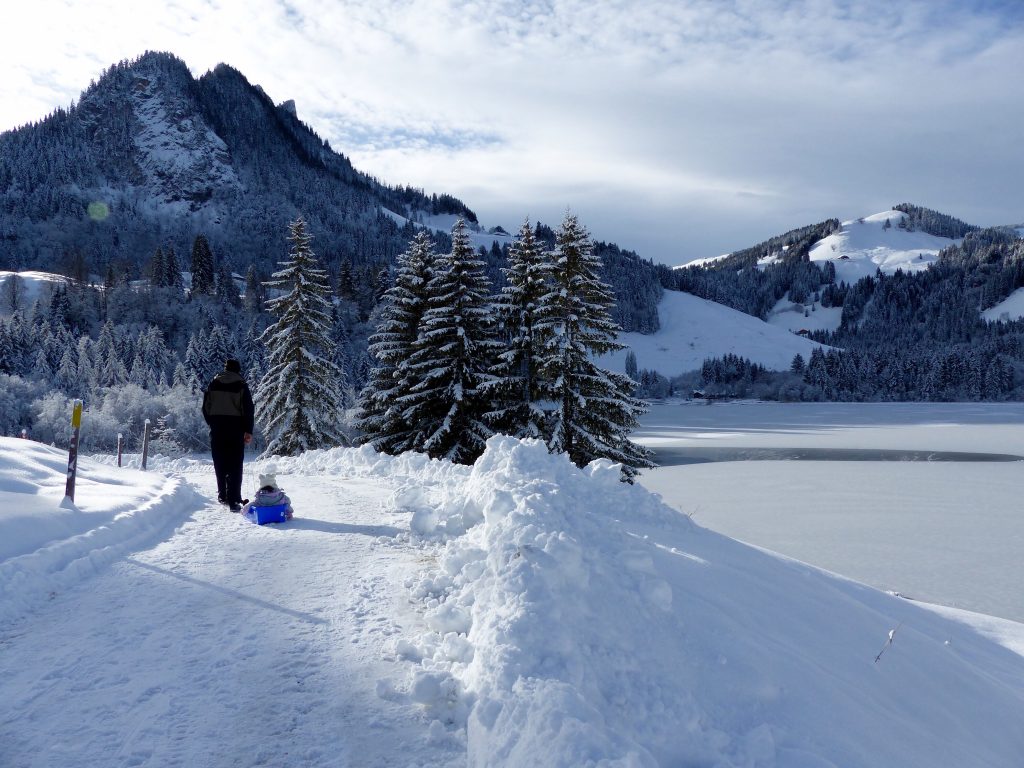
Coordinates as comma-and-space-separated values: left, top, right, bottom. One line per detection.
277, 437, 1024, 767
0, 437, 203, 624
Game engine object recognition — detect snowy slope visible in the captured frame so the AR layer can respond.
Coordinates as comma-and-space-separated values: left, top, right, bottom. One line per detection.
2, 437, 1024, 766
765, 294, 843, 334
604, 289, 828, 375
0, 270, 69, 315
808, 210, 959, 284
381, 207, 513, 251
983, 286, 1024, 322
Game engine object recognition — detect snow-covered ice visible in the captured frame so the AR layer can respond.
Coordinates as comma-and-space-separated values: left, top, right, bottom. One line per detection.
636, 400, 1024, 623
2, 430, 1024, 767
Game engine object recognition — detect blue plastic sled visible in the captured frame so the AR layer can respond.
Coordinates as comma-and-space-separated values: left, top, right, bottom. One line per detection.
245, 503, 290, 525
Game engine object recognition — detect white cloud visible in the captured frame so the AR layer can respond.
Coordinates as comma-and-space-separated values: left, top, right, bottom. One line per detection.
1, 0, 1022, 262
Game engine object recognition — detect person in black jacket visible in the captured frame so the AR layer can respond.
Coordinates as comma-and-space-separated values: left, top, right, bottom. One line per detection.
202, 359, 255, 511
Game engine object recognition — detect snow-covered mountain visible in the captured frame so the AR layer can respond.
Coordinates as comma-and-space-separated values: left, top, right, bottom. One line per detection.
0, 51, 478, 277
761, 209, 962, 334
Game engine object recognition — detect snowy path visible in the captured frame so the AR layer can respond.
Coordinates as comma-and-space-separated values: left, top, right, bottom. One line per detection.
0, 469, 463, 768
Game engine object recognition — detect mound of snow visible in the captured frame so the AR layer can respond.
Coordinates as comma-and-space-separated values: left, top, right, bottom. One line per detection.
604, 289, 828, 376
809, 210, 959, 284
377, 436, 1024, 767
0, 437, 203, 623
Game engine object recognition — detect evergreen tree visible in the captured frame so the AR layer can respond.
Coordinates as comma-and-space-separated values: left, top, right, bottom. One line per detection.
336, 259, 356, 301
205, 325, 233, 383
534, 213, 651, 480
149, 248, 167, 287
216, 263, 242, 307
625, 350, 639, 381
31, 348, 54, 386
397, 219, 499, 463
55, 345, 79, 395
76, 337, 94, 390
163, 247, 182, 292
190, 234, 215, 296
256, 217, 348, 455
483, 219, 550, 438
240, 318, 268, 374
243, 265, 263, 313
355, 230, 434, 453
173, 361, 200, 392
184, 333, 209, 385
0, 324, 11, 375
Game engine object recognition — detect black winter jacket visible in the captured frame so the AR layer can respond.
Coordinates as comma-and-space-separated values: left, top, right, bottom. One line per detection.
202, 371, 255, 434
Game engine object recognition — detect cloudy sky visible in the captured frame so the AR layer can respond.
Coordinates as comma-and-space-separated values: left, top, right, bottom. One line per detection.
2, 0, 1023, 263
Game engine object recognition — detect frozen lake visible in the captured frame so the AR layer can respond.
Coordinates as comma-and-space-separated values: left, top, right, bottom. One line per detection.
634, 401, 1024, 624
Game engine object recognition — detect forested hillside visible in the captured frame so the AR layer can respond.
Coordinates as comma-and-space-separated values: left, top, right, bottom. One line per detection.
669, 207, 1024, 402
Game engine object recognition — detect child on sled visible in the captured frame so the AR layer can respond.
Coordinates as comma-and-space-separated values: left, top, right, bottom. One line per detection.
252, 470, 293, 520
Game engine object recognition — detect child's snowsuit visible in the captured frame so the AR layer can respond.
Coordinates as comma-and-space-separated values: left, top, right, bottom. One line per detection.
253, 482, 293, 520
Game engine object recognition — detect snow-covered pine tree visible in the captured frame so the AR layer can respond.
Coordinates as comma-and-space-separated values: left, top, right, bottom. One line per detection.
243, 265, 263, 313
328, 305, 354, 402
55, 345, 79, 394
256, 217, 348, 456
534, 213, 652, 481
354, 230, 435, 454
190, 234, 215, 296
483, 219, 551, 438
398, 219, 499, 463
215, 264, 241, 307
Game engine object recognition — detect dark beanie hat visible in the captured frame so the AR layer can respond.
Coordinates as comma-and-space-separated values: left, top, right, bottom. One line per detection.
224, 358, 241, 373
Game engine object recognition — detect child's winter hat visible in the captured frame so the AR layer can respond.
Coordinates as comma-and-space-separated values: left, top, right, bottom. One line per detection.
258, 465, 279, 490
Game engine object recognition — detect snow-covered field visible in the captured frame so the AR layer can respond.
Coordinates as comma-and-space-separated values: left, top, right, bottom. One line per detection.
603, 289, 827, 377
635, 400, 1024, 624
2, 427, 1024, 767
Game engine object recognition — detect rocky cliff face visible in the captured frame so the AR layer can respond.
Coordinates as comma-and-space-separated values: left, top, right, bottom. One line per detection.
124, 61, 238, 209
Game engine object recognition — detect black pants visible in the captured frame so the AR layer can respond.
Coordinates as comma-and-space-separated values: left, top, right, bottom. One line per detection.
210, 430, 245, 504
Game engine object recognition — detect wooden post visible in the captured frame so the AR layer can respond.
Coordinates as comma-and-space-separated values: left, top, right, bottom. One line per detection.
141, 419, 151, 470
117, 433, 124, 467
64, 400, 83, 502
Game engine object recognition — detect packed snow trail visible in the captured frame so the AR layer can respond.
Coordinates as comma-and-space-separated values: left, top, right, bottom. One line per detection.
0, 467, 464, 768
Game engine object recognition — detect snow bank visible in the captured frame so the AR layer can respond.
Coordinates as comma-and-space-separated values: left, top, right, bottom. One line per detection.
369, 436, 1024, 767
0, 437, 204, 624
